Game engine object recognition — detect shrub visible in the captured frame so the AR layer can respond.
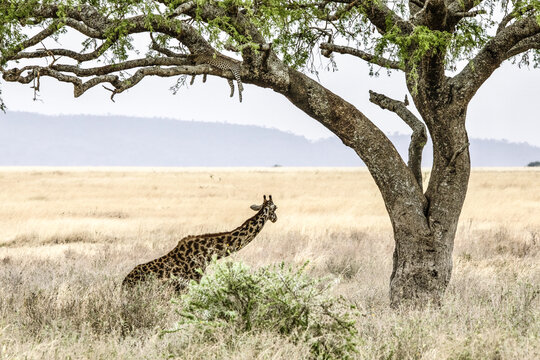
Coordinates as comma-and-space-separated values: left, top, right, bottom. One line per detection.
527, 161, 540, 167
166, 261, 358, 359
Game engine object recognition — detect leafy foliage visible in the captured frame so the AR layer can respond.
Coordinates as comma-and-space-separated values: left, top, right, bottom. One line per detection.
0, 0, 539, 106
1, 1, 539, 70
166, 260, 359, 359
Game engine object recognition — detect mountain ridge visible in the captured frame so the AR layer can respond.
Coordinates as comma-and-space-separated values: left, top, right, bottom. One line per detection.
1, 112, 538, 167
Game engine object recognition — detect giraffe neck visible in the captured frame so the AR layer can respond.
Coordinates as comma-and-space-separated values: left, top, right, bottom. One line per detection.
172, 208, 269, 259
234, 208, 268, 245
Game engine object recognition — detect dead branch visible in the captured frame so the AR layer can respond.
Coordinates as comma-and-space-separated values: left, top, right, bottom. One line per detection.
369, 90, 427, 187
320, 43, 403, 70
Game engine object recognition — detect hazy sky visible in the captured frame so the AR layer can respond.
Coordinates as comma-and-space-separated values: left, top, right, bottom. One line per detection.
2, 56, 539, 146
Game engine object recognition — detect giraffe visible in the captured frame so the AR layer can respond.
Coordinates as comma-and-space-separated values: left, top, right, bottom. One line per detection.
122, 195, 277, 289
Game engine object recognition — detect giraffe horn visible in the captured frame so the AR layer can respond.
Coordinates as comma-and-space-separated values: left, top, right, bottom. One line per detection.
269, 195, 272, 201
263, 195, 267, 201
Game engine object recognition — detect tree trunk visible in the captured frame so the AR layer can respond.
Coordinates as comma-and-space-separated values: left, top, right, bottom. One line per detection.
389, 102, 470, 307
389, 221, 456, 307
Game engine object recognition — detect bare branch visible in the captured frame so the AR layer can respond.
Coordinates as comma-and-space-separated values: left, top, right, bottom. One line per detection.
369, 90, 427, 188
453, 10, 486, 18
13, 41, 112, 63
1, 21, 59, 62
2, 63, 215, 99
150, 34, 187, 58
168, 1, 196, 18
320, 43, 403, 70
50, 57, 191, 77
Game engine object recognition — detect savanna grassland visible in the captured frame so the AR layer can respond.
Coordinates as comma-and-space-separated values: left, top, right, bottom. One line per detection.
0, 168, 538, 359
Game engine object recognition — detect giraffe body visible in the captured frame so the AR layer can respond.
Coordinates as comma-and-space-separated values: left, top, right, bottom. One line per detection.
123, 195, 277, 289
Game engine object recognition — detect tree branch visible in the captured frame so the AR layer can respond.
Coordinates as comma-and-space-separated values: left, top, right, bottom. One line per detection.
453, 10, 486, 18
497, 5, 535, 34
446, 0, 482, 15
321, 0, 413, 35
167, 1, 196, 18
2, 63, 215, 99
0, 3, 252, 102
358, 0, 413, 34
452, 16, 540, 102
369, 90, 427, 188
327, 0, 359, 21
409, 0, 425, 8
1, 21, 59, 63
504, 33, 540, 60
150, 34, 187, 58
12, 41, 112, 63
320, 43, 403, 70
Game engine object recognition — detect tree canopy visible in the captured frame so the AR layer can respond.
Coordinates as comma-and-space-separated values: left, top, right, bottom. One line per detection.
1, 0, 539, 109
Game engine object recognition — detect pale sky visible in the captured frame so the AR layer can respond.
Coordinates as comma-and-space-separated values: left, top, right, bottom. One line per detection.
2, 56, 539, 146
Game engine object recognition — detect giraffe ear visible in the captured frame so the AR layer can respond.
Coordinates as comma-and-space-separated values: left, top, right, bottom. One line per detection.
250, 205, 262, 211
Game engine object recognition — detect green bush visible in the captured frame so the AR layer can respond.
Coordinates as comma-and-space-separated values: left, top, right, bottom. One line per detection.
166, 260, 358, 359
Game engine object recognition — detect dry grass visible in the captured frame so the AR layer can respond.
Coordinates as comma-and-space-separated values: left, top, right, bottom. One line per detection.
0, 167, 539, 359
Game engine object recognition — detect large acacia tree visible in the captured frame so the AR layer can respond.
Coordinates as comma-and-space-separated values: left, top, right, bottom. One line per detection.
1, 0, 539, 307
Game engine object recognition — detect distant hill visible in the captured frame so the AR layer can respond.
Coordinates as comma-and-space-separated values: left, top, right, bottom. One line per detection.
1, 112, 539, 167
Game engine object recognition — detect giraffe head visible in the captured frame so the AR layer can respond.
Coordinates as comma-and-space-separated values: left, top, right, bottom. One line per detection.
250, 195, 278, 223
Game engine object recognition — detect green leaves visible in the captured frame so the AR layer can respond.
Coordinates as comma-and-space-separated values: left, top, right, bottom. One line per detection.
1, 1, 538, 85
167, 260, 359, 359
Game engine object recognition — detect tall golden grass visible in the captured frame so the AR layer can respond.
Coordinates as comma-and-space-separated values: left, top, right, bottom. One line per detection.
0, 168, 538, 359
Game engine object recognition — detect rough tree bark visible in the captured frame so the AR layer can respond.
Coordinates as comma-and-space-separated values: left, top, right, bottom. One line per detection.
1, 0, 539, 307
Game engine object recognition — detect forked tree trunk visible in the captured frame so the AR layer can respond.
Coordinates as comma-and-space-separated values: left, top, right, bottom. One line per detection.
389, 106, 470, 307
254, 57, 471, 308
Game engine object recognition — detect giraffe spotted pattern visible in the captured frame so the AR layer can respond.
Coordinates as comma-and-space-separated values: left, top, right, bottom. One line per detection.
122, 195, 277, 289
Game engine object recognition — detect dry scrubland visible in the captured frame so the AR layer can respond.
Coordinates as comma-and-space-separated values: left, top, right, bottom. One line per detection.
0, 168, 538, 359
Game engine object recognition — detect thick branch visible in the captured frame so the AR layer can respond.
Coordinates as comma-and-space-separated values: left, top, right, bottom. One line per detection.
1, 22, 58, 63
446, 0, 481, 15
12, 41, 112, 63
356, 0, 413, 34
150, 35, 186, 58
452, 16, 540, 102
504, 33, 540, 60
2, 63, 215, 99
497, 5, 535, 34
369, 90, 427, 188
320, 43, 403, 70
318, 0, 413, 34
21, 4, 214, 54
411, 0, 449, 29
